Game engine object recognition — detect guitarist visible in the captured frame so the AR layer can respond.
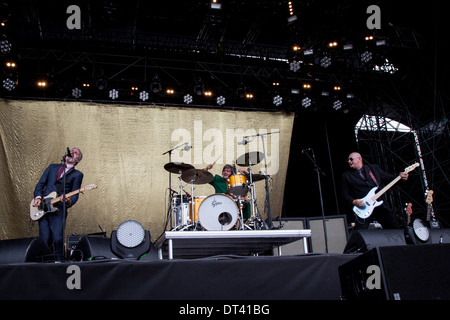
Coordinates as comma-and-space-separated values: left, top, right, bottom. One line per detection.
341, 152, 409, 229
32, 147, 84, 262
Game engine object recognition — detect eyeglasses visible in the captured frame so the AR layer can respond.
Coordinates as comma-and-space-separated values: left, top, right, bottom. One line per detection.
347, 157, 360, 162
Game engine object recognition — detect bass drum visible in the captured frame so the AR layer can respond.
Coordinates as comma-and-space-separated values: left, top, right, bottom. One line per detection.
198, 194, 239, 231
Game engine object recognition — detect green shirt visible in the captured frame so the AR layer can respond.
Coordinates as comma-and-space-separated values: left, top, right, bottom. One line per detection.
209, 174, 228, 194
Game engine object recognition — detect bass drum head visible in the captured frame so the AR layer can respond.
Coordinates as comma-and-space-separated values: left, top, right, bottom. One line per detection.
198, 194, 239, 231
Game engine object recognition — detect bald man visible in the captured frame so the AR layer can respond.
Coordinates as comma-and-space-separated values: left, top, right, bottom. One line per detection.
341, 152, 408, 229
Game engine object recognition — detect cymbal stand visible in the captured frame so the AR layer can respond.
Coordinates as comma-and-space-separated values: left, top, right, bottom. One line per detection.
246, 164, 267, 230
162, 143, 189, 230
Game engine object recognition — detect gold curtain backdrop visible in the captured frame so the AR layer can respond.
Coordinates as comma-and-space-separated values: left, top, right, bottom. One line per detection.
0, 99, 294, 241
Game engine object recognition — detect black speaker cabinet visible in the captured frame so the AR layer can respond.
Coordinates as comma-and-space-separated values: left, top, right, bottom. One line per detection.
272, 218, 306, 255
0, 237, 51, 264
72, 235, 159, 261
306, 215, 348, 253
343, 229, 406, 253
339, 244, 450, 300
72, 236, 116, 261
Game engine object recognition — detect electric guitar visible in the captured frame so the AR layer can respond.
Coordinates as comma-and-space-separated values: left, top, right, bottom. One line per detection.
353, 163, 419, 219
425, 190, 440, 228
405, 202, 412, 226
30, 184, 97, 221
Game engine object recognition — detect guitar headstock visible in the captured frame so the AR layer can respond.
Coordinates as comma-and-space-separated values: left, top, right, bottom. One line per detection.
83, 184, 98, 191
404, 162, 419, 174
425, 190, 434, 204
405, 202, 412, 216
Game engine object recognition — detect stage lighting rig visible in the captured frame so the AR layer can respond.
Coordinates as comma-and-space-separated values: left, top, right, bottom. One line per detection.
139, 90, 149, 101
183, 94, 193, 104
72, 88, 82, 98
109, 89, 119, 100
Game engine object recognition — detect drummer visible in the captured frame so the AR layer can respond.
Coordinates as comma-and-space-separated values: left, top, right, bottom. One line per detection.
203, 163, 250, 219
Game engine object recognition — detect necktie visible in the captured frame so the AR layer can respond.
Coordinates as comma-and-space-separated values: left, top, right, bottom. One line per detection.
57, 166, 65, 180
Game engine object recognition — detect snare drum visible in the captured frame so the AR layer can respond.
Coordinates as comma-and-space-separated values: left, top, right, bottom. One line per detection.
190, 196, 206, 223
198, 194, 239, 231
226, 173, 248, 196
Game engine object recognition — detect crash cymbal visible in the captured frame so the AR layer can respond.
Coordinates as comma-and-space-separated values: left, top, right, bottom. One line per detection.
164, 162, 195, 174
182, 169, 213, 184
236, 151, 264, 166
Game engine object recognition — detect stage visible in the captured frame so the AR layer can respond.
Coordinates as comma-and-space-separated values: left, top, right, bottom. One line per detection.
0, 251, 357, 300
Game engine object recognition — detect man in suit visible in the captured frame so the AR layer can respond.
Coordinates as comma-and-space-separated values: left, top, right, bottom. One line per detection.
33, 147, 84, 261
341, 152, 408, 229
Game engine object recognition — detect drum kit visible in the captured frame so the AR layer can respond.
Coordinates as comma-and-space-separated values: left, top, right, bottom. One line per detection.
164, 151, 270, 232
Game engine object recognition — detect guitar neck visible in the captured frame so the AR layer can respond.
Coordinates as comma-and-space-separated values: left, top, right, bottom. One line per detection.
50, 188, 84, 205
373, 175, 402, 201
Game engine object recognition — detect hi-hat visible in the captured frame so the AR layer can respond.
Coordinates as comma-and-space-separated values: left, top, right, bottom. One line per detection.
236, 151, 264, 166
164, 162, 194, 174
182, 169, 213, 184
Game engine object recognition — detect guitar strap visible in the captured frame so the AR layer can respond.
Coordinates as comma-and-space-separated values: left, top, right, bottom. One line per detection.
368, 169, 378, 185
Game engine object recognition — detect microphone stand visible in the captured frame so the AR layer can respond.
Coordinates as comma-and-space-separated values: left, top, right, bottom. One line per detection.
60, 152, 68, 262
303, 148, 329, 253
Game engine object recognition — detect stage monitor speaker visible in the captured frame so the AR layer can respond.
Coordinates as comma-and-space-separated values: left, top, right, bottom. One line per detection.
429, 228, 450, 244
306, 215, 348, 253
343, 229, 406, 253
73, 235, 159, 261
339, 244, 450, 300
0, 237, 51, 264
272, 218, 306, 255
73, 236, 116, 261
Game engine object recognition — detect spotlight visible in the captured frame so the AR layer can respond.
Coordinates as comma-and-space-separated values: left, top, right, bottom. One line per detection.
110, 220, 151, 260
301, 97, 311, 108
166, 89, 174, 94
139, 90, 149, 101
2, 78, 15, 91
72, 88, 82, 98
361, 51, 372, 63
109, 89, 119, 100
328, 41, 338, 47
245, 93, 254, 99
5, 61, 16, 68
273, 95, 282, 106
216, 95, 225, 105
289, 60, 301, 72
320, 56, 331, 68
37, 81, 47, 87
333, 100, 342, 110
184, 94, 193, 104
303, 83, 311, 90
0, 39, 11, 54
204, 90, 212, 96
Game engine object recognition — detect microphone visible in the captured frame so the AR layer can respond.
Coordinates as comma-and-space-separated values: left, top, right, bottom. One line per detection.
301, 148, 312, 154
66, 147, 71, 157
184, 143, 192, 151
238, 138, 248, 145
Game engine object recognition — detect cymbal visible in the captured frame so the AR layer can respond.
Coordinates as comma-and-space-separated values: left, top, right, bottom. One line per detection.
182, 169, 213, 184
236, 151, 264, 166
164, 162, 194, 174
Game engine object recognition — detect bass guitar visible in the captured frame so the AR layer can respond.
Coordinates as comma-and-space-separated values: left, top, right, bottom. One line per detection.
30, 184, 97, 221
425, 190, 440, 228
353, 163, 419, 219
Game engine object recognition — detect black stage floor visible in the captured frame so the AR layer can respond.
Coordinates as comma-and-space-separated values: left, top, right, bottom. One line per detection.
0, 252, 357, 300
